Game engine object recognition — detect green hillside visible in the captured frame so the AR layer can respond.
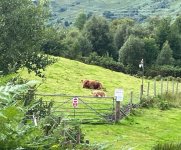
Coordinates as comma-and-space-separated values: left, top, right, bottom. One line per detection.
48, 0, 181, 25
19, 57, 142, 102
15, 57, 181, 149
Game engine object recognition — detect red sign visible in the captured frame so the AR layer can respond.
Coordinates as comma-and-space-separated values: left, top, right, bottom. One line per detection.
72, 97, 78, 107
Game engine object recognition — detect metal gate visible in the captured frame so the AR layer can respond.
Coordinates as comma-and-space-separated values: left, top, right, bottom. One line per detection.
35, 94, 115, 123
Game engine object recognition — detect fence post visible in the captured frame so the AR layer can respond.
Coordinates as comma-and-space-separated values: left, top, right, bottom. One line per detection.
147, 82, 150, 97
176, 81, 179, 94
76, 126, 81, 144
115, 101, 120, 123
62, 120, 66, 137
166, 78, 169, 93
172, 80, 175, 95
130, 91, 133, 105
161, 78, 163, 95
130, 91, 133, 110
140, 84, 143, 100
154, 79, 156, 96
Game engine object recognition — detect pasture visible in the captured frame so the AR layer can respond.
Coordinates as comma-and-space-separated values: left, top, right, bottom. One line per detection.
7, 57, 181, 149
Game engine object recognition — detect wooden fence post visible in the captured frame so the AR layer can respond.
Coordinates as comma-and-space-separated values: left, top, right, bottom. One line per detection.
115, 101, 120, 123
161, 78, 163, 95
147, 82, 150, 97
62, 120, 65, 137
172, 80, 175, 95
76, 126, 81, 144
140, 84, 143, 100
130, 91, 133, 110
166, 78, 169, 93
176, 81, 179, 94
154, 79, 156, 97
130, 91, 133, 105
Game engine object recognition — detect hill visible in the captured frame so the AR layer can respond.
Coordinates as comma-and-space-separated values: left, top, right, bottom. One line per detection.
46, 0, 181, 25
19, 57, 142, 103
12, 57, 181, 149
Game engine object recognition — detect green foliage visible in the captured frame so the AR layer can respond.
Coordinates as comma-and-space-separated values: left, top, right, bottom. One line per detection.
144, 37, 159, 66
158, 100, 170, 110
145, 65, 181, 77
111, 18, 135, 32
169, 15, 181, 61
0, 0, 52, 76
83, 16, 117, 59
156, 41, 174, 65
140, 93, 181, 110
0, 78, 94, 149
119, 35, 145, 73
155, 75, 162, 81
41, 27, 67, 56
74, 13, 87, 30
82, 52, 125, 73
0, 105, 44, 149
0, 79, 45, 149
140, 96, 156, 108
114, 24, 132, 50
155, 17, 171, 49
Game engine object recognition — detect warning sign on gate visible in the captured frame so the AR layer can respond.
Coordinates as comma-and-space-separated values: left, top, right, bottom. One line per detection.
72, 97, 78, 108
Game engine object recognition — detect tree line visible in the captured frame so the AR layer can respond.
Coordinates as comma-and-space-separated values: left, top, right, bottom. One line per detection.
0, 0, 181, 78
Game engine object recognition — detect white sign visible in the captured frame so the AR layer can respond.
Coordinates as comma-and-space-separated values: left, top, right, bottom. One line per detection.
72, 97, 78, 107
114, 89, 124, 101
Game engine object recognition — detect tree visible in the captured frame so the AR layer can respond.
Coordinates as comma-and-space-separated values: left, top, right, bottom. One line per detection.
74, 13, 87, 30
119, 35, 145, 69
155, 17, 171, 49
0, 0, 51, 76
144, 37, 159, 66
156, 41, 174, 65
73, 35, 93, 57
83, 16, 117, 59
169, 15, 181, 61
114, 24, 132, 50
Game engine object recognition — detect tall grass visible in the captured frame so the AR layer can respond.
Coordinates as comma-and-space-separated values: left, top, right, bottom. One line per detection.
152, 141, 181, 150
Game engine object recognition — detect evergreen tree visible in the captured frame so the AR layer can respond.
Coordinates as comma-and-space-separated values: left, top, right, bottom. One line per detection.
156, 41, 174, 65
144, 37, 159, 66
74, 13, 87, 30
155, 17, 171, 49
169, 15, 181, 61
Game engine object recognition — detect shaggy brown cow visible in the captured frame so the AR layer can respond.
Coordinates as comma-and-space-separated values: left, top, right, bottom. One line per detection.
81, 79, 103, 90
92, 90, 106, 97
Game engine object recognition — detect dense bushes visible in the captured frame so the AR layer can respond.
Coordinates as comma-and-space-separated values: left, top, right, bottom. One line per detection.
140, 93, 181, 110
0, 78, 96, 149
81, 52, 125, 73
145, 65, 181, 78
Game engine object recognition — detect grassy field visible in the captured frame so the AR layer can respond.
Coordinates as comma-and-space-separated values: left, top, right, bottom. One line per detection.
18, 57, 143, 103
9, 57, 181, 149
83, 108, 181, 150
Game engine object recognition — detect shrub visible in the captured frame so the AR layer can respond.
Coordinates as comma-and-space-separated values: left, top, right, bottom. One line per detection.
155, 75, 162, 81
158, 100, 170, 110
140, 96, 156, 108
145, 65, 181, 78
81, 53, 126, 73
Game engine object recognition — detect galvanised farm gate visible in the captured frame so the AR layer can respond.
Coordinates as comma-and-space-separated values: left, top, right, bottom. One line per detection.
35, 94, 116, 123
